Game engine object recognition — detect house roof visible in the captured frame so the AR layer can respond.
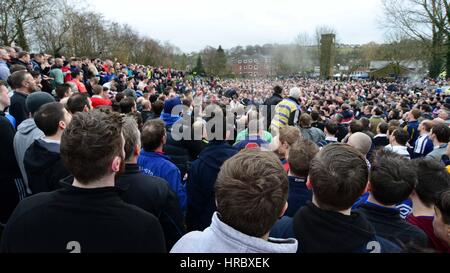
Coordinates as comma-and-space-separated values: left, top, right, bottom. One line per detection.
369, 60, 424, 71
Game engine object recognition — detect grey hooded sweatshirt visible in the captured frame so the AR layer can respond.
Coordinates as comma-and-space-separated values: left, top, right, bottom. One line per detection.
13, 118, 44, 197
171, 212, 298, 253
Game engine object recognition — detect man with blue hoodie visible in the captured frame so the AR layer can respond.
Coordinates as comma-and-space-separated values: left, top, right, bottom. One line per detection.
186, 105, 238, 232
138, 119, 187, 214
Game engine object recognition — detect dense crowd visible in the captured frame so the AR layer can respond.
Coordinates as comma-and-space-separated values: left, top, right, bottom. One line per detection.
0, 46, 449, 253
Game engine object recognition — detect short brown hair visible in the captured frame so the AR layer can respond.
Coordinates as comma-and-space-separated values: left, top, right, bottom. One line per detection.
215, 150, 289, 237
279, 126, 301, 146
349, 120, 363, 134
289, 139, 319, 177
411, 109, 421, 120
436, 190, 450, 225
141, 119, 166, 152
92, 85, 103, 95
421, 120, 433, 133
60, 110, 124, 184
309, 144, 369, 211
299, 113, 312, 128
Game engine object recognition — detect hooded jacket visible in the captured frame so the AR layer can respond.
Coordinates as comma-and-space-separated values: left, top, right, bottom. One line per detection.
186, 141, 238, 231
171, 213, 298, 253
271, 203, 401, 253
13, 118, 44, 196
24, 139, 70, 194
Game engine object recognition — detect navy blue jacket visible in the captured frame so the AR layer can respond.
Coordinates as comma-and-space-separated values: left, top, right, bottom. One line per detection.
407, 120, 420, 147
271, 203, 401, 253
354, 202, 428, 248
186, 141, 238, 231
285, 176, 312, 217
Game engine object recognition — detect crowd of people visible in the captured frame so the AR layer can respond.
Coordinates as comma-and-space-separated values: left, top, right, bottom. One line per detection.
0, 46, 450, 253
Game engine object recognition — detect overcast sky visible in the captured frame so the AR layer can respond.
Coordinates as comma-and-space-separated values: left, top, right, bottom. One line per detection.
90, 0, 385, 53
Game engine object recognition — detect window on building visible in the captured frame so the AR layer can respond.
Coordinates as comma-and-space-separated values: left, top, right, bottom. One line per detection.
240, 66, 242, 70
249, 59, 253, 63
238, 60, 242, 64
244, 60, 247, 63
248, 65, 252, 69
244, 66, 247, 69
254, 59, 258, 63
254, 65, 258, 70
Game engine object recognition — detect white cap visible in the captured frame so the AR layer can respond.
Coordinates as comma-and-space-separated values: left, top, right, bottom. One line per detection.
289, 87, 301, 99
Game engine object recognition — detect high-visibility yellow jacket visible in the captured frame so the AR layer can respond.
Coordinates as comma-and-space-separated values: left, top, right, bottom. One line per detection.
271, 98, 301, 129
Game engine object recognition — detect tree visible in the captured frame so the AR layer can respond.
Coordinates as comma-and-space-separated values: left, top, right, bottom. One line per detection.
382, 0, 446, 78
193, 55, 205, 76
214, 45, 228, 77
0, 0, 56, 49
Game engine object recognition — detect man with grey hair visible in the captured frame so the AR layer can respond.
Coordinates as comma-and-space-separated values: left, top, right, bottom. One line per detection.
0, 48, 11, 81
116, 117, 185, 250
270, 87, 302, 134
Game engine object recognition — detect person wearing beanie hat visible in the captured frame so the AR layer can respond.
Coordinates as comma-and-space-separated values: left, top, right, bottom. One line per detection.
160, 96, 182, 129
270, 87, 302, 134
289, 87, 301, 100
25, 92, 56, 115
13, 92, 56, 197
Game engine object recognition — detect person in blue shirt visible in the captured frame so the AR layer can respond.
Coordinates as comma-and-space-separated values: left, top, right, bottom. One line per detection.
284, 139, 317, 217
138, 119, 186, 213
0, 48, 11, 81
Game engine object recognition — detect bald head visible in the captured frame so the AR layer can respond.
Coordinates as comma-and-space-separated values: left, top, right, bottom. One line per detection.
348, 132, 372, 156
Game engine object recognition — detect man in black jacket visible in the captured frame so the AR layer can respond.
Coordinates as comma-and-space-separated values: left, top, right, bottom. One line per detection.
8, 70, 38, 128
263, 85, 283, 130
0, 81, 21, 224
354, 150, 428, 248
24, 102, 72, 194
117, 116, 185, 250
186, 105, 238, 231
0, 110, 166, 253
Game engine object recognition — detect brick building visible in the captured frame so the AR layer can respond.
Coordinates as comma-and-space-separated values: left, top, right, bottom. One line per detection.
231, 55, 274, 78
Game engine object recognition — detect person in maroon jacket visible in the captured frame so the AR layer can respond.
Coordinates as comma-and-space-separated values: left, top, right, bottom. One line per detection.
407, 159, 450, 252
433, 190, 450, 251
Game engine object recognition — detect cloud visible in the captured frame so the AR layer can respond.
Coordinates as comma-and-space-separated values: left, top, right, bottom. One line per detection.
90, 0, 385, 52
